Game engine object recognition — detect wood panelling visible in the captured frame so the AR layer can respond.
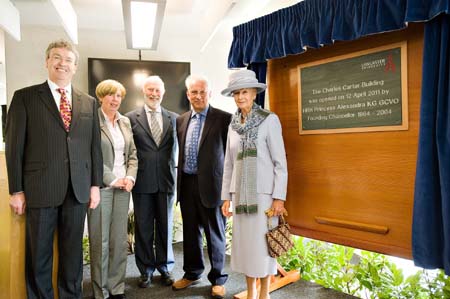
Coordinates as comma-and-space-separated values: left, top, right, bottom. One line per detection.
0, 152, 59, 298
269, 23, 424, 258
0, 152, 26, 298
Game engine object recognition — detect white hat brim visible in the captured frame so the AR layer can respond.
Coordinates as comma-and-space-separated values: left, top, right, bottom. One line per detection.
221, 82, 267, 97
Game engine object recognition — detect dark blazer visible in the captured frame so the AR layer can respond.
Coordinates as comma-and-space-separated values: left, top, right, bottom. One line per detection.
126, 106, 178, 193
176, 105, 232, 208
5, 81, 103, 208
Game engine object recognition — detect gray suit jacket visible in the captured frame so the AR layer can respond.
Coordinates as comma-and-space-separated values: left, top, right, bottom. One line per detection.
5, 81, 103, 207
98, 108, 138, 186
221, 113, 288, 201
126, 106, 178, 193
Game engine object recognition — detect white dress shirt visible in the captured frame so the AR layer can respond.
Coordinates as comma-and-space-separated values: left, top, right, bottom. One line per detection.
47, 79, 72, 110
144, 104, 162, 131
101, 110, 135, 187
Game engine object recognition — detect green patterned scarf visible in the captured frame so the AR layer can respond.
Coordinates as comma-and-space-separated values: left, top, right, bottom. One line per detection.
231, 103, 271, 214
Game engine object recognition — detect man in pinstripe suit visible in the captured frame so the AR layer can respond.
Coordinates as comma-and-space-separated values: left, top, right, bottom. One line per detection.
5, 40, 103, 299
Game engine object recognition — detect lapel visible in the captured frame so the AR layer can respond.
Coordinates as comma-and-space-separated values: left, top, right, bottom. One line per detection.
135, 106, 153, 140
179, 112, 191, 155
98, 108, 114, 148
69, 87, 82, 132
160, 108, 171, 145
118, 116, 131, 159
199, 106, 215, 149
37, 82, 66, 131
99, 108, 132, 160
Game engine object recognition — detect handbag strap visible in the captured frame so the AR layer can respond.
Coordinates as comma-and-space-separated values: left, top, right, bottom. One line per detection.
267, 214, 286, 230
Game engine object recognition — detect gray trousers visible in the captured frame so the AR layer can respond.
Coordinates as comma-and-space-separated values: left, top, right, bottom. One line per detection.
88, 188, 130, 299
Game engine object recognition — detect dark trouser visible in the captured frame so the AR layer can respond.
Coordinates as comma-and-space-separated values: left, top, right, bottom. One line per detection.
25, 185, 87, 299
132, 191, 175, 276
179, 173, 228, 286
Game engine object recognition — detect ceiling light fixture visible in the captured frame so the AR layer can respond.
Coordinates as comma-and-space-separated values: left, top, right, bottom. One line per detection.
122, 0, 166, 50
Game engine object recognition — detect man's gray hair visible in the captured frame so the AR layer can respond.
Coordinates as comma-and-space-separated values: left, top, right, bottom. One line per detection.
45, 39, 79, 65
143, 75, 165, 91
185, 74, 211, 90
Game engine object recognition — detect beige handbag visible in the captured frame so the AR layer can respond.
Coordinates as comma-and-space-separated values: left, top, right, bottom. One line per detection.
266, 215, 294, 258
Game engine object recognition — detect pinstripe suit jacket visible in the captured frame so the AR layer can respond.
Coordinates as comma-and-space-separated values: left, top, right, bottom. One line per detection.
5, 81, 103, 208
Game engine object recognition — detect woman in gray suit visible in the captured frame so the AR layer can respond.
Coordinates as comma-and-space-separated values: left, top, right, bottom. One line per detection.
88, 79, 138, 299
220, 70, 288, 299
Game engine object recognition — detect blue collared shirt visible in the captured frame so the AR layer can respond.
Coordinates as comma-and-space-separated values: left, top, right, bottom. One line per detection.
183, 105, 209, 173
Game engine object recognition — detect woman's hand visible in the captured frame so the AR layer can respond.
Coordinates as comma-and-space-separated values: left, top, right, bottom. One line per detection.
112, 178, 126, 189
221, 200, 233, 218
123, 178, 134, 192
267, 199, 286, 217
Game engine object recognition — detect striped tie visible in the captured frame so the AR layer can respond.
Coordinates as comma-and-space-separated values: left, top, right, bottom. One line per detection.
57, 88, 71, 132
186, 114, 202, 173
150, 110, 162, 145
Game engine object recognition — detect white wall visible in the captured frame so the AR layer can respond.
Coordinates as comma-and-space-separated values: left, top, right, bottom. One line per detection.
4, 24, 237, 113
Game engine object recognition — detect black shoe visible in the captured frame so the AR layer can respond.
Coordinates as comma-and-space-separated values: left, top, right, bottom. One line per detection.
138, 274, 152, 288
110, 294, 126, 299
160, 272, 175, 286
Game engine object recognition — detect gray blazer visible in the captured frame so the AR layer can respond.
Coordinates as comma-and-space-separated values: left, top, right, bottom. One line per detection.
98, 108, 138, 187
221, 113, 288, 201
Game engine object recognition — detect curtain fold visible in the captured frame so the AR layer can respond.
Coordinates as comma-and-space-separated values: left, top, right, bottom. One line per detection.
228, 0, 411, 68
247, 63, 267, 107
413, 14, 450, 275
406, 0, 450, 21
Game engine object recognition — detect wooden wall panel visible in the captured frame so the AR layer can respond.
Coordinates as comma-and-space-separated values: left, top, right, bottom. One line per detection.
0, 152, 59, 298
0, 152, 26, 298
269, 23, 424, 258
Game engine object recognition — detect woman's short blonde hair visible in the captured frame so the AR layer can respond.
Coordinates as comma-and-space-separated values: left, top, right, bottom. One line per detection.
95, 79, 126, 103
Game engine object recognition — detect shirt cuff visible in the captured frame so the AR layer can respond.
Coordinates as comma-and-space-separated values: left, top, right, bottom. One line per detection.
109, 178, 119, 187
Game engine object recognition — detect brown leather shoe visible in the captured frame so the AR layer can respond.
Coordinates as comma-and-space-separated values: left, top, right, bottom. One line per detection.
211, 285, 226, 299
172, 278, 201, 290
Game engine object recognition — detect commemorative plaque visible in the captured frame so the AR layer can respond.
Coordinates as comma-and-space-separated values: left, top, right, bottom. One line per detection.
298, 42, 408, 134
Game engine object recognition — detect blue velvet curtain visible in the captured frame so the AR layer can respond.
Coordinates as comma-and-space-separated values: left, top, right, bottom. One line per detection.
227, 0, 450, 274
227, 0, 410, 68
412, 14, 450, 275
247, 63, 267, 107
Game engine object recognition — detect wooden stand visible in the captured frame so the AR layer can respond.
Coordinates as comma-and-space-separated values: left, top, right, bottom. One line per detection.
0, 152, 59, 298
233, 263, 300, 299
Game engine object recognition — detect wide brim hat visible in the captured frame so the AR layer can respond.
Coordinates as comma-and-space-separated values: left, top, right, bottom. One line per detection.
221, 69, 267, 97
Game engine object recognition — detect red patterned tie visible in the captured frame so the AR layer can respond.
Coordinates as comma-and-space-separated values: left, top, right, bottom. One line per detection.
57, 88, 72, 132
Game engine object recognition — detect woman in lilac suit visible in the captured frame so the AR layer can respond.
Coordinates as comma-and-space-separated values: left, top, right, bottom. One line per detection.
220, 70, 288, 299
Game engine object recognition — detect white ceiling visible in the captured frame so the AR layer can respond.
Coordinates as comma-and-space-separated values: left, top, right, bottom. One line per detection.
10, 0, 300, 51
